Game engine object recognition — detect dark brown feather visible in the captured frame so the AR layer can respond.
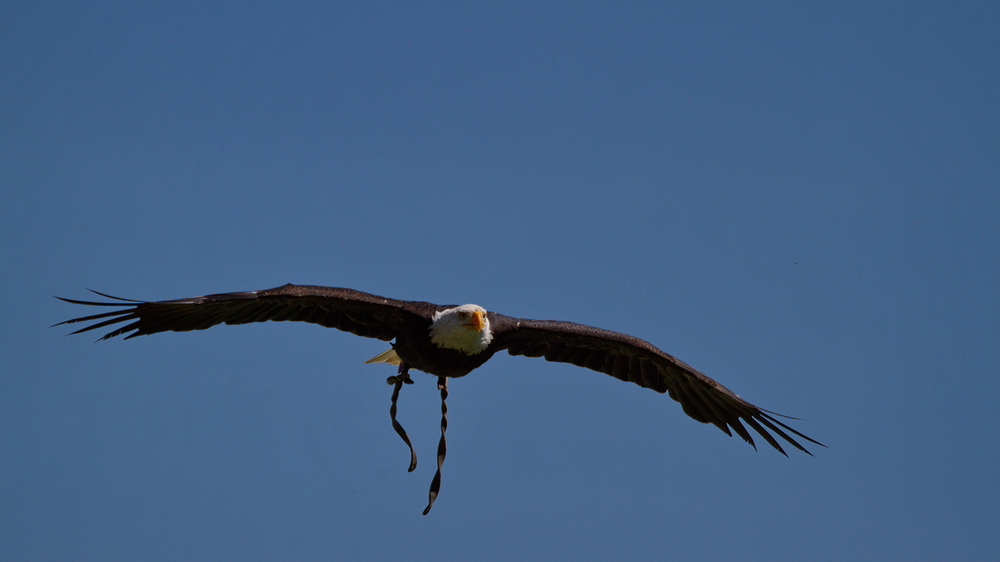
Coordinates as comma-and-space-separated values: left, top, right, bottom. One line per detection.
488, 316, 823, 455
55, 284, 427, 342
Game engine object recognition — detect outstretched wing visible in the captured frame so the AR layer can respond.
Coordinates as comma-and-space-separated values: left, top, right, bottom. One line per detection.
491, 316, 822, 455
56, 284, 427, 342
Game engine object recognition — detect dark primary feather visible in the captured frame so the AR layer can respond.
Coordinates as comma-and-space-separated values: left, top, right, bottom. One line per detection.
490, 317, 823, 455
56, 283, 822, 455
55, 284, 427, 341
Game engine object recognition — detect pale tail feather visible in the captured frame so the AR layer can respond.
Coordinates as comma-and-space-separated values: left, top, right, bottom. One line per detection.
365, 349, 402, 365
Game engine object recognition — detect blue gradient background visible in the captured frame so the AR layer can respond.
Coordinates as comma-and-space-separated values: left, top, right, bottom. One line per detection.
3, 2, 998, 561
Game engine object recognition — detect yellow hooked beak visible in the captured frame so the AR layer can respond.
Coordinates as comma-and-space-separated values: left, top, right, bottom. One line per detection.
463, 309, 485, 331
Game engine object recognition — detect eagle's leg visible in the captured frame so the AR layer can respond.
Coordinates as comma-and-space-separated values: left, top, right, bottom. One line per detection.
386, 363, 417, 472
422, 376, 449, 515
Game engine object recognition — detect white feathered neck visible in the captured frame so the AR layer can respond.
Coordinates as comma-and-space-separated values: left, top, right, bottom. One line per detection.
428, 304, 493, 355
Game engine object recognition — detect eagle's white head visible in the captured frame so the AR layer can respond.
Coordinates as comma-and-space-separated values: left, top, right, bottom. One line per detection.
428, 304, 493, 355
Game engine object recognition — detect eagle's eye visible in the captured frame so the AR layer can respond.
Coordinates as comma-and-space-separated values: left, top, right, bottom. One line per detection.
457, 311, 468, 320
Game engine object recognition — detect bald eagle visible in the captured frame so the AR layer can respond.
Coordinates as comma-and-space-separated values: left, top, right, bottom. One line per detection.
57, 283, 821, 513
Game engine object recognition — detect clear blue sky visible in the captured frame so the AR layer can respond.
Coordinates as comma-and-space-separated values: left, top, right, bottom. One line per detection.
3, 2, 998, 561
